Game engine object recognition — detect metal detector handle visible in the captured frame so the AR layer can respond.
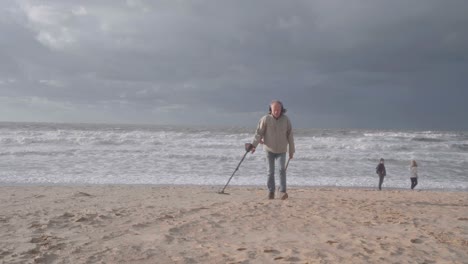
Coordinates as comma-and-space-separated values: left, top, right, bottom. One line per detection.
245, 143, 254, 152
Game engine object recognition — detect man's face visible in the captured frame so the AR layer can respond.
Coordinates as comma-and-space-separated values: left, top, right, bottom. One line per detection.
271, 103, 282, 118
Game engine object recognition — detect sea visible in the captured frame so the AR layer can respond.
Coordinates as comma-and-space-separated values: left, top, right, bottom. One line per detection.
0, 122, 467, 191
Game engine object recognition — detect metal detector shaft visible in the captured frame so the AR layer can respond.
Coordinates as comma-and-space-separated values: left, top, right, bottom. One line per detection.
219, 150, 249, 194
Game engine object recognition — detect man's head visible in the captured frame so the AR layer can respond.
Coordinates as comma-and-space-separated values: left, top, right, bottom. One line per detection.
269, 100, 286, 118
380, 158, 385, 164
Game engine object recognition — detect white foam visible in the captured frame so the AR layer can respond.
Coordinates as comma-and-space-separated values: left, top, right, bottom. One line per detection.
0, 123, 466, 190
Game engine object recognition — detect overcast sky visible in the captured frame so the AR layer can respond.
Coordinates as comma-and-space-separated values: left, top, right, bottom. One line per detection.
1, 1, 467, 130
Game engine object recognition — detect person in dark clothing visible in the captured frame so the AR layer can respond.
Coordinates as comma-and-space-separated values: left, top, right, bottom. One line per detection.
410, 160, 418, 190
376, 158, 386, 190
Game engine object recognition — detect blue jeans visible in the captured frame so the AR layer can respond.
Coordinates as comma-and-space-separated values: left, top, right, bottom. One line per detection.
266, 151, 287, 193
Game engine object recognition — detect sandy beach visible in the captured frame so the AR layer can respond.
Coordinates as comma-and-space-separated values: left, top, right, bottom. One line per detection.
0, 185, 467, 263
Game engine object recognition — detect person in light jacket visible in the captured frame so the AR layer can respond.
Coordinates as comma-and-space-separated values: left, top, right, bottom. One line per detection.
248, 100, 295, 200
376, 158, 386, 190
410, 160, 418, 190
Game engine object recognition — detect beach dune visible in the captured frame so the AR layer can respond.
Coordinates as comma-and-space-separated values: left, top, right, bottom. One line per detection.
1, 185, 467, 263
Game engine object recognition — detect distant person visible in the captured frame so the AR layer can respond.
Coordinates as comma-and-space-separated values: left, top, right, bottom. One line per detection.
410, 160, 418, 190
376, 158, 386, 190
248, 100, 295, 200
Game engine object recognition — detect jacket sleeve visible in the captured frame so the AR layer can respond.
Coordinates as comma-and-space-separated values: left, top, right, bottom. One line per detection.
252, 116, 266, 148
287, 117, 295, 155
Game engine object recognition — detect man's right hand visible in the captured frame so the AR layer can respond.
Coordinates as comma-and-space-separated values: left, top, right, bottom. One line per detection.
251, 147, 256, 154
245, 143, 255, 153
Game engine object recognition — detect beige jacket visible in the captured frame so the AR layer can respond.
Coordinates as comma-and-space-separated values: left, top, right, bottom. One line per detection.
410, 166, 418, 178
252, 114, 295, 155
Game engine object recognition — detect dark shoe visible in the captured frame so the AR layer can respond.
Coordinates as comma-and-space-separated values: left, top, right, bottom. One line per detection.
280, 192, 288, 200
268, 192, 275, 200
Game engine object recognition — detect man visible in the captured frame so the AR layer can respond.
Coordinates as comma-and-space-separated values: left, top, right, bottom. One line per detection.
249, 100, 295, 200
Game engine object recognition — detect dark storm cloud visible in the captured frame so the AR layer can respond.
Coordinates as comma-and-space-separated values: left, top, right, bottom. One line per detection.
1, 0, 467, 129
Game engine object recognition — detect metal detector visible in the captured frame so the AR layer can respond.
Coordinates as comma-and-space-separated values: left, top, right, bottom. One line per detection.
218, 143, 253, 194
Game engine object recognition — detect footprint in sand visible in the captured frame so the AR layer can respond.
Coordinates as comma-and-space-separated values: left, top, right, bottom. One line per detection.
75, 214, 97, 223
112, 208, 127, 217
59, 212, 75, 219
0, 250, 12, 258
363, 247, 375, 254
131, 222, 150, 230
157, 214, 175, 221
33, 253, 59, 264
164, 234, 175, 243
263, 249, 280, 254
412, 218, 421, 227
74, 192, 93, 197
410, 238, 424, 244
284, 256, 301, 261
